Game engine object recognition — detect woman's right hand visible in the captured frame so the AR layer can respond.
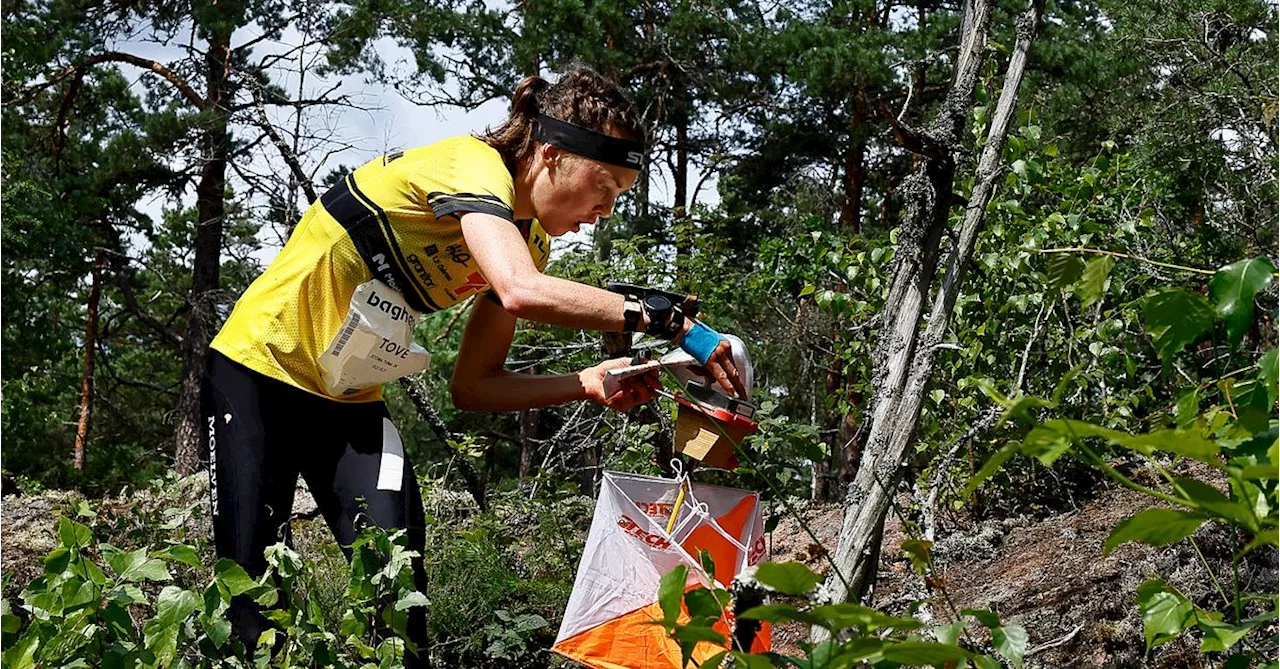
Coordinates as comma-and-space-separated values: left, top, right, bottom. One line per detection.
580, 358, 662, 412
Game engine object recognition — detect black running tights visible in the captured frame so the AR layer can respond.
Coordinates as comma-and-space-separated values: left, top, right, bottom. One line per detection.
202, 350, 429, 666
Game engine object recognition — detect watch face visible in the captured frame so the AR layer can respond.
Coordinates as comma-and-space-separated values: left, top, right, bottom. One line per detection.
643, 294, 673, 312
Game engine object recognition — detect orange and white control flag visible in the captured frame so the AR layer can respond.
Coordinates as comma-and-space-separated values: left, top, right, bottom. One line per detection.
552, 471, 770, 668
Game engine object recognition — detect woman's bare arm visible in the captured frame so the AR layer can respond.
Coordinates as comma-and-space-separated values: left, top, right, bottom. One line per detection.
449, 294, 658, 412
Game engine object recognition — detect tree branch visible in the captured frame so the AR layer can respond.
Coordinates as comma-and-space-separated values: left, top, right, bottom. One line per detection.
25, 51, 207, 110
241, 73, 319, 204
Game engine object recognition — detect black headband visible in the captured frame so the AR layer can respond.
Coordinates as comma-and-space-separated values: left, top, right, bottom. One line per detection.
533, 114, 644, 169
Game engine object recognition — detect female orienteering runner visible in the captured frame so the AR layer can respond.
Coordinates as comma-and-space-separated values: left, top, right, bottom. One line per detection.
202, 65, 746, 665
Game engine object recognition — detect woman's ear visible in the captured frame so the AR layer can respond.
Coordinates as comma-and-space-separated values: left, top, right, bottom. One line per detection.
539, 143, 561, 171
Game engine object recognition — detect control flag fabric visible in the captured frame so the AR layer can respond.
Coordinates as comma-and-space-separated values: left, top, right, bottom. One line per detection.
552, 471, 770, 668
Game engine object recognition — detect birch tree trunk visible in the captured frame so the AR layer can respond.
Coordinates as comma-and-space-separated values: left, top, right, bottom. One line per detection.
813, 0, 1044, 628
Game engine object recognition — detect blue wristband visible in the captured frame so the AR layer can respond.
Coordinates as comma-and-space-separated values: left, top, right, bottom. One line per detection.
680, 322, 725, 365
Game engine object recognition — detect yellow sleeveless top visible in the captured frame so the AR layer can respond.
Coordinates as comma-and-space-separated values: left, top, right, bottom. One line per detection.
211, 136, 550, 401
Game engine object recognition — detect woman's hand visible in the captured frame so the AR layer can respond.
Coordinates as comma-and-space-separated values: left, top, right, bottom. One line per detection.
674, 321, 747, 398
580, 358, 662, 412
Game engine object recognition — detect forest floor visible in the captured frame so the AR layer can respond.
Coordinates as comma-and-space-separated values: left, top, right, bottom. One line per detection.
2, 459, 1276, 668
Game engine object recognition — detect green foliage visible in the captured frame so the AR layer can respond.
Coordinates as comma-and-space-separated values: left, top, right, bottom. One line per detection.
480, 610, 549, 663
658, 559, 1027, 668
1210, 258, 1279, 347
972, 253, 1278, 662
1, 492, 436, 668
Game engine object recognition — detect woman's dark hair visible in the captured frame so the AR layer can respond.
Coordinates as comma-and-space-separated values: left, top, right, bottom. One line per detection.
478, 65, 644, 170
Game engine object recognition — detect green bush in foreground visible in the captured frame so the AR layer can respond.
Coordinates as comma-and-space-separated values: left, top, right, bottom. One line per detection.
658, 557, 1028, 669
0, 507, 425, 668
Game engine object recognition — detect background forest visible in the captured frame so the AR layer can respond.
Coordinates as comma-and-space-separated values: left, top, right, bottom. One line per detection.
1, 0, 1276, 666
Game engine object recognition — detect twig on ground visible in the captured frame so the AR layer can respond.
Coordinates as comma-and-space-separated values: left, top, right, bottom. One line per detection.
1027, 624, 1083, 657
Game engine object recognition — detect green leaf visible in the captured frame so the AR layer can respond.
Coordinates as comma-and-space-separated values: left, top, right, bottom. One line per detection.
901, 539, 933, 575
1260, 349, 1278, 409
101, 601, 134, 638
933, 621, 964, 646
44, 547, 71, 575
106, 583, 147, 605
1143, 289, 1215, 362
1137, 580, 1194, 649
3, 632, 40, 669
684, 587, 728, 620
394, 591, 429, 611
130, 559, 172, 583
810, 603, 923, 633
1175, 388, 1199, 430
698, 651, 729, 669
1120, 429, 1220, 462
799, 284, 816, 298
1105, 508, 1208, 553
1231, 478, 1272, 526
203, 615, 232, 647
739, 604, 824, 627
1021, 425, 1073, 466
214, 559, 257, 597
63, 580, 97, 612
1047, 254, 1084, 290
1237, 528, 1278, 557
158, 544, 203, 570
340, 609, 366, 638
880, 640, 969, 664
698, 549, 716, 583
1197, 615, 1252, 653
670, 624, 726, 646
753, 561, 821, 595
151, 585, 200, 628
658, 565, 688, 627
1209, 257, 1277, 347
1076, 255, 1114, 307
973, 655, 1004, 669
58, 517, 92, 549
962, 608, 1000, 629
725, 651, 774, 669
964, 443, 1018, 496
104, 545, 171, 583
1037, 419, 1219, 462
1172, 478, 1258, 531
993, 625, 1029, 668
145, 586, 200, 667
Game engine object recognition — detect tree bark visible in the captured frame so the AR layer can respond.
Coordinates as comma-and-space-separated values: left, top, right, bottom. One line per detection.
814, 0, 1043, 629
74, 249, 106, 471
173, 33, 233, 475
672, 87, 692, 275
518, 356, 544, 479
838, 96, 867, 232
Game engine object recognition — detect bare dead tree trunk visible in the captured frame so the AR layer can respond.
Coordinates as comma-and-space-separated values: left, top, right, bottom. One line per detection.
173, 32, 233, 476
74, 249, 106, 471
814, 0, 1043, 629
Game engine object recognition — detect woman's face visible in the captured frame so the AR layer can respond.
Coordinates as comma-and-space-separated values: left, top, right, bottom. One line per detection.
531, 147, 639, 237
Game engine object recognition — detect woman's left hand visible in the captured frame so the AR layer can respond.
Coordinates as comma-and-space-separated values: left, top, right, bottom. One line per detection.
580, 358, 662, 412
